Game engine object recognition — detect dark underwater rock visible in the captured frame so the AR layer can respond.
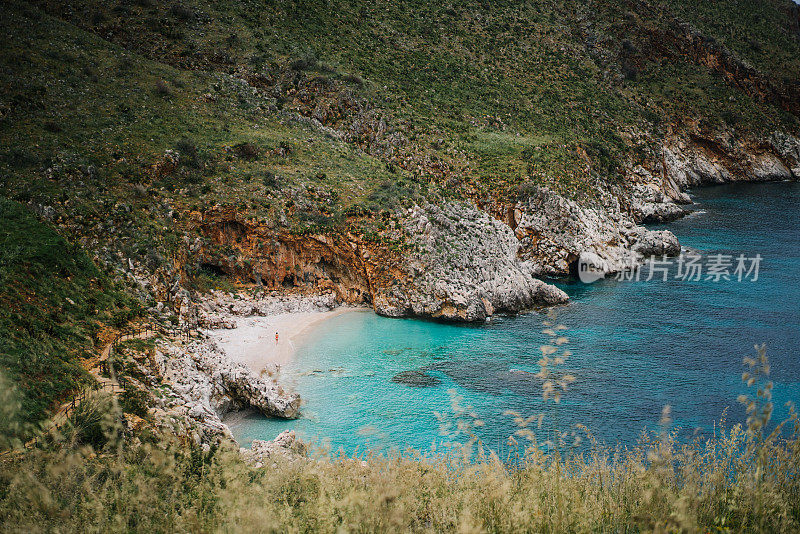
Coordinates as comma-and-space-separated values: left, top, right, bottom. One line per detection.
391, 369, 441, 388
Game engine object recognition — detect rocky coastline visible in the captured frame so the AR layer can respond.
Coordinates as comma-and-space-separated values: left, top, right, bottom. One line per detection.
29, 128, 800, 453
128, 293, 346, 447
140, 130, 800, 454
150, 130, 800, 327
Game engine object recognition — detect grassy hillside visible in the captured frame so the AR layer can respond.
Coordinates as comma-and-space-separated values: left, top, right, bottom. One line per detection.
0, 1, 796, 287
2, 0, 798, 219
666, 0, 800, 80
0, 0, 427, 432
20, 0, 800, 202
1, 0, 798, 431
0, 1, 422, 236
0, 198, 134, 435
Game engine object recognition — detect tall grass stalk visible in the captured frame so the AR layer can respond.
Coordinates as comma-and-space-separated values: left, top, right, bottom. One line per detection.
1, 343, 799, 532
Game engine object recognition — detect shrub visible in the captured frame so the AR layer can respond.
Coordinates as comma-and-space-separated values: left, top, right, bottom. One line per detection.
622, 60, 638, 81
174, 137, 201, 168
515, 180, 540, 198
110, 309, 133, 328
233, 142, 259, 160
66, 392, 118, 450
154, 79, 171, 96
262, 169, 279, 188
132, 183, 149, 197
290, 50, 318, 71
120, 388, 149, 418
169, 4, 194, 21
90, 11, 106, 25
43, 120, 62, 133
272, 141, 292, 158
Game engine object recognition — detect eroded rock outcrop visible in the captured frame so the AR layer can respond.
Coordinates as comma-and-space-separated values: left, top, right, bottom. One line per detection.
241, 430, 309, 467
512, 186, 681, 276
651, 130, 800, 197
770, 132, 800, 178
195, 206, 375, 305
372, 202, 568, 321
152, 336, 300, 444
190, 200, 567, 322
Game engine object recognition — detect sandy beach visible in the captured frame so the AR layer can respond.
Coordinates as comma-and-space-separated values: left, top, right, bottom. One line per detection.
208, 307, 364, 373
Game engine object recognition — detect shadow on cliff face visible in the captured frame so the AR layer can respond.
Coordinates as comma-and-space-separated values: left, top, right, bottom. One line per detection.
195, 214, 381, 305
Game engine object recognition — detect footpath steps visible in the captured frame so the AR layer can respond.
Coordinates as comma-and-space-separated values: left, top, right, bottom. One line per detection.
11, 323, 196, 452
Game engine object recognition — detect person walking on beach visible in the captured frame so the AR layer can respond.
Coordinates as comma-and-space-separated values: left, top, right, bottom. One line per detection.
275, 331, 279, 344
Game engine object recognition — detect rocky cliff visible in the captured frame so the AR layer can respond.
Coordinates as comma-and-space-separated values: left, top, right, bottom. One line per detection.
151, 335, 301, 444
374, 202, 568, 321
187, 201, 567, 322
145, 127, 800, 324
178, 129, 800, 322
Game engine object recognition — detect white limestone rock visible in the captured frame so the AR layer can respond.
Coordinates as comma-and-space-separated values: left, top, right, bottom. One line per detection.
749, 152, 792, 181
373, 201, 568, 322
514, 186, 680, 277
664, 145, 732, 188
193, 291, 339, 328
629, 183, 688, 223
770, 132, 800, 178
242, 430, 309, 467
152, 336, 300, 443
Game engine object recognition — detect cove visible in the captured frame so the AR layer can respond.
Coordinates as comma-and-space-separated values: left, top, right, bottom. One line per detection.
229, 182, 800, 454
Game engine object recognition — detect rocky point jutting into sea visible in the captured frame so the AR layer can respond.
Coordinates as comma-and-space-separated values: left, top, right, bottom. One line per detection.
127, 293, 346, 445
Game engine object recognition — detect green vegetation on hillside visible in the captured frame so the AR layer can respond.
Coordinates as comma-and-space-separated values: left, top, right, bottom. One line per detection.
0, 1, 422, 246
0, 198, 134, 435
0, 0, 797, 409
0, 0, 797, 298
667, 0, 800, 81
21, 0, 800, 202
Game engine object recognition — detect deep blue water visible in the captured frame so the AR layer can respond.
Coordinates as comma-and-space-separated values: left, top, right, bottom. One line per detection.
229, 182, 800, 455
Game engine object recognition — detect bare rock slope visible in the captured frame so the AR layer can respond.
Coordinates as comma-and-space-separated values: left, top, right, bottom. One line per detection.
373, 202, 568, 322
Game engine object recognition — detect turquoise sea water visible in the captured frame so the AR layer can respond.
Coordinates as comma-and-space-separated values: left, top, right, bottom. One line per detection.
229, 182, 800, 454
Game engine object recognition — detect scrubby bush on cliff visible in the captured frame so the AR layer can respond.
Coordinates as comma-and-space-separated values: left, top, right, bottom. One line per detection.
174, 137, 201, 169
233, 142, 259, 160
65, 392, 119, 450
153, 79, 172, 96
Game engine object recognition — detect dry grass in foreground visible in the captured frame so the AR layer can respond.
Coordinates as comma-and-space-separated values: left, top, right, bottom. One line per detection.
1, 344, 798, 532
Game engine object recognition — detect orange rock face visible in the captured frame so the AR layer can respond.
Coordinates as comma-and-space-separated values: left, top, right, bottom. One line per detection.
189, 205, 406, 308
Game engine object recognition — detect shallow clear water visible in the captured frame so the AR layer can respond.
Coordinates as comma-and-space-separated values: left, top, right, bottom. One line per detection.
229, 182, 800, 454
